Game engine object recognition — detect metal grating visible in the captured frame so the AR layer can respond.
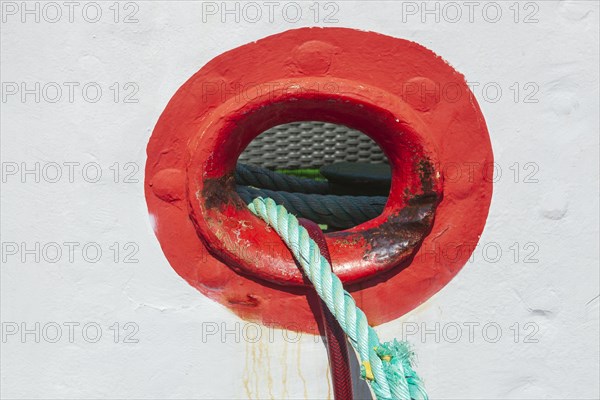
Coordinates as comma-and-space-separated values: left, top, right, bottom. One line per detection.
238, 121, 387, 170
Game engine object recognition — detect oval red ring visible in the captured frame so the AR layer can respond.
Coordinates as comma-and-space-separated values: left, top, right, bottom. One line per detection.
187, 77, 443, 286
145, 27, 493, 332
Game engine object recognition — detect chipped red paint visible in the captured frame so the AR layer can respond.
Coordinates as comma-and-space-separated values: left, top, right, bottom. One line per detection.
145, 28, 493, 333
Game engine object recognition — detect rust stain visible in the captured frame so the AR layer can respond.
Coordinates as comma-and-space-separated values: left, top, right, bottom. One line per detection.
264, 337, 274, 400
296, 341, 308, 399
417, 158, 435, 193
201, 173, 246, 210
252, 340, 259, 398
328, 191, 439, 269
362, 193, 439, 265
243, 340, 252, 399
252, 342, 262, 399
257, 339, 264, 399
281, 341, 289, 399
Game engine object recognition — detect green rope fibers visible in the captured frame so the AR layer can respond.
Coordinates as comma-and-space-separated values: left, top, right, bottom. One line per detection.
247, 197, 428, 400
275, 168, 326, 181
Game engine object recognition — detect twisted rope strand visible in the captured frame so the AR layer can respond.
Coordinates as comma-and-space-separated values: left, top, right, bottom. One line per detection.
237, 185, 386, 229
247, 197, 428, 400
235, 163, 330, 194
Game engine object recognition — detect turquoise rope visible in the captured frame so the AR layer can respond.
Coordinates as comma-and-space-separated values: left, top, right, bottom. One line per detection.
247, 197, 428, 400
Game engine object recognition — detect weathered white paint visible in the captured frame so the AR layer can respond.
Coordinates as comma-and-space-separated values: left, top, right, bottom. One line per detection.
1, 1, 598, 399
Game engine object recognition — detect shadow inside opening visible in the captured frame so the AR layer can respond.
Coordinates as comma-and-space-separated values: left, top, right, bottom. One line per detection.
235, 121, 391, 232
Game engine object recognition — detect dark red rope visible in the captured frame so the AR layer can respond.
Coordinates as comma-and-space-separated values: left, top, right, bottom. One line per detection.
298, 219, 353, 400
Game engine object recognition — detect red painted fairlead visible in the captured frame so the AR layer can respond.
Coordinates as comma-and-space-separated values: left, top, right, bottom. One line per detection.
145, 28, 493, 333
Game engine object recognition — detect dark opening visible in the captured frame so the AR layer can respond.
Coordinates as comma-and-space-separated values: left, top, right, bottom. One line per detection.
236, 121, 391, 232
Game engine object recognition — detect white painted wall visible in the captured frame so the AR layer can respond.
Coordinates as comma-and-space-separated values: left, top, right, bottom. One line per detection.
1, 1, 598, 399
